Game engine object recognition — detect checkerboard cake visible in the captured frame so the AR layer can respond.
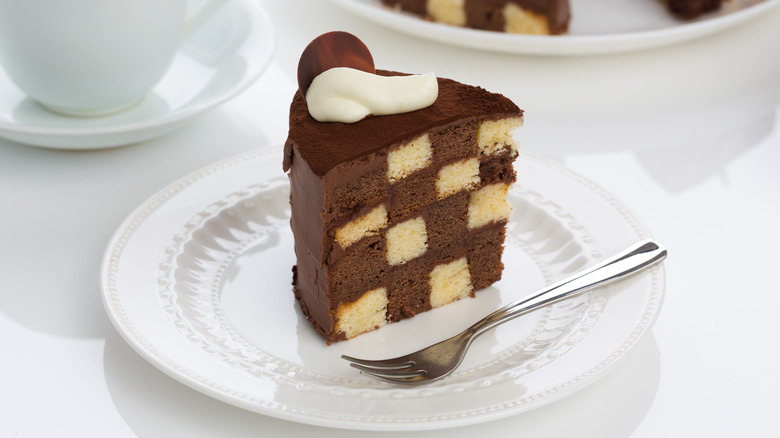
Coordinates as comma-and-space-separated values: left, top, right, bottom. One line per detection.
283, 33, 523, 343
380, 0, 725, 36
381, 0, 570, 35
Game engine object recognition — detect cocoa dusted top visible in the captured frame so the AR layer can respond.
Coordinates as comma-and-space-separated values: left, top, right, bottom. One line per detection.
284, 70, 523, 177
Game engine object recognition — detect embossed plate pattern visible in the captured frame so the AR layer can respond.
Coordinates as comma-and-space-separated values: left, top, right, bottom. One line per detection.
101, 145, 665, 430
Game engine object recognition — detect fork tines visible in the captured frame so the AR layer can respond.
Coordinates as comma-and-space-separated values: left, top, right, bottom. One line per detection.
341, 355, 426, 384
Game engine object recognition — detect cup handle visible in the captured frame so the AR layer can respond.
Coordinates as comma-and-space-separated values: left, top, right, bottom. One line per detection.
182, 0, 231, 40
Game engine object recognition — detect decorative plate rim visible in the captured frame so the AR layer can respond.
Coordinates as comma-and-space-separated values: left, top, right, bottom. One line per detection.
100, 145, 665, 431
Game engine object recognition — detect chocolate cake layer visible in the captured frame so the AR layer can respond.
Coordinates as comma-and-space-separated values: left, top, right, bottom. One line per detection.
285, 71, 523, 343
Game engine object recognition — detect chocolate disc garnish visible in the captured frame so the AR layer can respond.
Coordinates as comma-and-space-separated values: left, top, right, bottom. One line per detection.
297, 31, 375, 98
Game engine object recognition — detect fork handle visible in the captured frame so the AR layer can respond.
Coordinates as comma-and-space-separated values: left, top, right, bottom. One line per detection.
466, 239, 667, 338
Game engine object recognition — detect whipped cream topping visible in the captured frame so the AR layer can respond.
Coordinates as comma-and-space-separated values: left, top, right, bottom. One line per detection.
305, 67, 438, 123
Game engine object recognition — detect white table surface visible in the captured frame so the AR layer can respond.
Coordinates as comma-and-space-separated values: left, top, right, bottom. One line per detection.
2, 1, 779, 436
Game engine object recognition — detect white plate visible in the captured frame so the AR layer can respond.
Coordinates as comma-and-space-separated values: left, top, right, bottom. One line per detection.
333, 0, 780, 55
0, 0, 274, 149
101, 145, 665, 431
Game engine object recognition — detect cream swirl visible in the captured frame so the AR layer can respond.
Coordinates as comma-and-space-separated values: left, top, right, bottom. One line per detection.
305, 68, 438, 123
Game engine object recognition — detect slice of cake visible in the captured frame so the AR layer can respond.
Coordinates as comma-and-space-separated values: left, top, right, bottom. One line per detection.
381, 0, 571, 35
284, 32, 523, 343
380, 0, 728, 35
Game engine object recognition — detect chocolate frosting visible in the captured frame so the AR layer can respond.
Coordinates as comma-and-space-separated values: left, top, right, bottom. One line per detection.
283, 70, 522, 177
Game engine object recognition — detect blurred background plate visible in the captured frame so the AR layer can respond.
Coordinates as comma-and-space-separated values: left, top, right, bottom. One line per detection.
333, 0, 780, 55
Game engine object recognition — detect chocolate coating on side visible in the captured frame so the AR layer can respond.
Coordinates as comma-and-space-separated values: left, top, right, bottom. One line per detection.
297, 31, 376, 97
284, 70, 522, 177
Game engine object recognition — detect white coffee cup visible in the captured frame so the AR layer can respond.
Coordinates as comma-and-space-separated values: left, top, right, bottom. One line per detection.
0, 0, 228, 117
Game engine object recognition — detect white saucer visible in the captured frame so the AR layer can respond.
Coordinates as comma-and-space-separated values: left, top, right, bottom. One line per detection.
0, 0, 274, 149
334, 0, 780, 55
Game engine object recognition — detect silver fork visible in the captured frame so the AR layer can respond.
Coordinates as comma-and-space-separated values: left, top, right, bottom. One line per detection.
341, 239, 667, 385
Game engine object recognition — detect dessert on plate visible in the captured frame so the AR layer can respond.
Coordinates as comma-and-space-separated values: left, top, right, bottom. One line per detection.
379, 0, 726, 35
283, 31, 523, 343
381, 0, 570, 34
